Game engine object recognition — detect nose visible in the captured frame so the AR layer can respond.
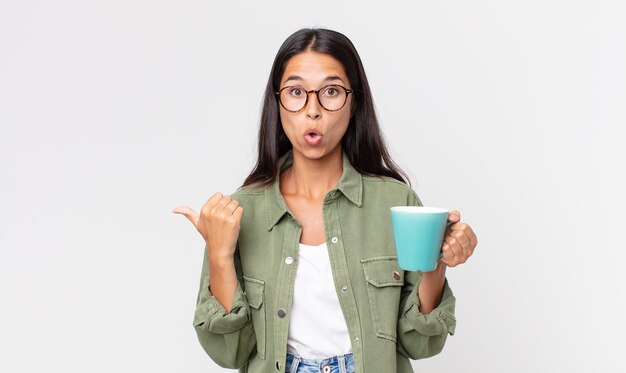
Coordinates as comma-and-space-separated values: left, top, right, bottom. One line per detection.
305, 91, 321, 119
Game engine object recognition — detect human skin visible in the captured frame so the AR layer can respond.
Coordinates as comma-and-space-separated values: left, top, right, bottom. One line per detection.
277, 51, 352, 247
172, 51, 477, 314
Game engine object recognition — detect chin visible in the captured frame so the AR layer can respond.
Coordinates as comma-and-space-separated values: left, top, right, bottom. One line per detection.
298, 149, 326, 160
296, 144, 342, 161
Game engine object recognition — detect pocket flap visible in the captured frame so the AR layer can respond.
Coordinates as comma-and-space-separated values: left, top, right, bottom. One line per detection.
361, 256, 404, 287
243, 275, 264, 309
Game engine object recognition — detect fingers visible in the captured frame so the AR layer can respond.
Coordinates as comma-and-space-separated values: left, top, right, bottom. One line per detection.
441, 241, 456, 265
203, 192, 226, 215
204, 193, 241, 219
218, 198, 242, 226
224, 199, 240, 216
448, 210, 461, 223
172, 192, 242, 229
442, 237, 466, 267
175, 193, 243, 257
448, 221, 478, 248
441, 212, 477, 267
444, 232, 471, 259
172, 206, 199, 227
232, 205, 244, 222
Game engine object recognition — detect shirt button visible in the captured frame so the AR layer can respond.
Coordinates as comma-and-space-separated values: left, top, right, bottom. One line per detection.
285, 256, 294, 264
354, 336, 360, 343
275, 361, 281, 370
331, 236, 338, 243
341, 285, 348, 293
277, 308, 286, 318
393, 271, 401, 280
329, 191, 336, 197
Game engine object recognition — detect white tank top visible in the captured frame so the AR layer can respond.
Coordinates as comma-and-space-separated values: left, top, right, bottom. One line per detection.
286, 242, 353, 359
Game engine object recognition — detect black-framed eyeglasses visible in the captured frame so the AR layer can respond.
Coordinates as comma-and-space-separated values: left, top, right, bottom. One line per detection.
275, 85, 353, 112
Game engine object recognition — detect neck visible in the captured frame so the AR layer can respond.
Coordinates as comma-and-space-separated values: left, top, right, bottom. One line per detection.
282, 147, 343, 200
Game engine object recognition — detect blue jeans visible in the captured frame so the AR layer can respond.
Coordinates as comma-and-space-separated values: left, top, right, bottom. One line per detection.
285, 353, 355, 373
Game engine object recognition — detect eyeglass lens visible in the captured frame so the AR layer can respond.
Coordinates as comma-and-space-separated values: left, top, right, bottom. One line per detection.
279, 85, 348, 112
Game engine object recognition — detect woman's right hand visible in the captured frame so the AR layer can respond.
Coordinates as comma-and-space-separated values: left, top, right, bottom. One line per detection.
172, 192, 243, 260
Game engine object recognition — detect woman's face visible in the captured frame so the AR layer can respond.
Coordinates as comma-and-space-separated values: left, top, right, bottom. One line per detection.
278, 51, 353, 162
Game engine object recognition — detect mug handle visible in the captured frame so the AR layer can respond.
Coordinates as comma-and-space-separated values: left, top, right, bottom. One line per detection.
439, 221, 453, 258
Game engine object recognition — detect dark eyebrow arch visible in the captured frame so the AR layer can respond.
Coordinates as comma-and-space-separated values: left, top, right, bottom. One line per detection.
283, 75, 303, 83
323, 76, 345, 84
283, 75, 346, 84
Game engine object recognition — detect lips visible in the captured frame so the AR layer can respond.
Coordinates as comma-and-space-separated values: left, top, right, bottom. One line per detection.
304, 128, 322, 146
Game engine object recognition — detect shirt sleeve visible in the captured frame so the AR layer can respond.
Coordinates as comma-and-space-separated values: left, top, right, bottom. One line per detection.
193, 245, 257, 368
396, 272, 456, 359
395, 189, 457, 360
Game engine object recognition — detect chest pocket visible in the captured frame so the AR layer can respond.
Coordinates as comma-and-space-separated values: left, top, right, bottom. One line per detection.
243, 275, 266, 360
361, 256, 404, 342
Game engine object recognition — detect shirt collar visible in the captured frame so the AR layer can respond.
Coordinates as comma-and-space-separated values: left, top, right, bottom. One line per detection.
265, 150, 363, 231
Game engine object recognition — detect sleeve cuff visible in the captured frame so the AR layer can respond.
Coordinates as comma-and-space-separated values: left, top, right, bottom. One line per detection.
193, 276, 250, 335
401, 277, 457, 337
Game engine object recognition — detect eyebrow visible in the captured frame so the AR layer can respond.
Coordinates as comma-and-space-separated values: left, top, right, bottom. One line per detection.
283, 75, 346, 84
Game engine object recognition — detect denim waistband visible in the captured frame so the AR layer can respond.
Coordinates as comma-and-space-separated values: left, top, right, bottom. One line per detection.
285, 352, 354, 373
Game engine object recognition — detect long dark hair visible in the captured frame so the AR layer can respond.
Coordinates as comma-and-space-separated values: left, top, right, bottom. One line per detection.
242, 28, 409, 187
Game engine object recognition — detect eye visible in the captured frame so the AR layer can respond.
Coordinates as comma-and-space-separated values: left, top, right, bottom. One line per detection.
288, 87, 304, 97
322, 86, 340, 97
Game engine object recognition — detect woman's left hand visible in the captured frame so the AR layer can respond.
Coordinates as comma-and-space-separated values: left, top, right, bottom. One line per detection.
441, 210, 477, 267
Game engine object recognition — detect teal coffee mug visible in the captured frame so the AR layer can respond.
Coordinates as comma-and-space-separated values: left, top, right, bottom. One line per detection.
390, 206, 449, 271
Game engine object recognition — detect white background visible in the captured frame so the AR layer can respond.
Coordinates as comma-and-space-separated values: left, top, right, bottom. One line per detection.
1, 1, 625, 372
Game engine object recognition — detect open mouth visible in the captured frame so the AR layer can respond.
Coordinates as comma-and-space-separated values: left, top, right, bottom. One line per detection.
304, 128, 323, 145
306, 129, 321, 138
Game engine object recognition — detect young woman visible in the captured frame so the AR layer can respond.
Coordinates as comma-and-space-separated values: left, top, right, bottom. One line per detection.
174, 28, 477, 373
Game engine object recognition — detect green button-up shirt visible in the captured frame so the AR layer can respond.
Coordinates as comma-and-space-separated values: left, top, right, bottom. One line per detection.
193, 151, 456, 372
